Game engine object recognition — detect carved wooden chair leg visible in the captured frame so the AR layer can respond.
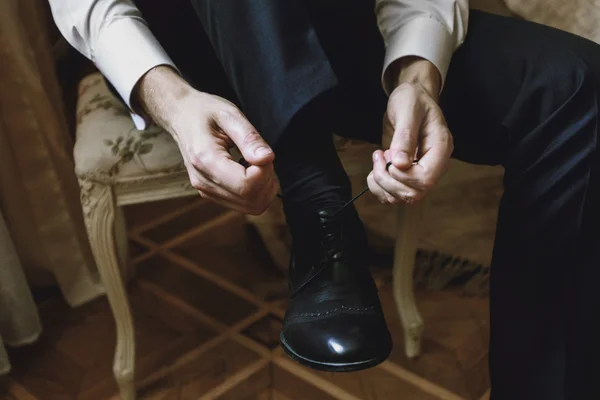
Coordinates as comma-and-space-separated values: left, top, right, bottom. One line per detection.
393, 202, 425, 359
80, 180, 136, 400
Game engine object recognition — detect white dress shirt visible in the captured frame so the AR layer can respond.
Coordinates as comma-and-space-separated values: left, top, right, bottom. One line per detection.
48, 0, 468, 128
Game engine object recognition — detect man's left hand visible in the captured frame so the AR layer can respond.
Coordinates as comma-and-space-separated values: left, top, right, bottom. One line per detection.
368, 79, 454, 204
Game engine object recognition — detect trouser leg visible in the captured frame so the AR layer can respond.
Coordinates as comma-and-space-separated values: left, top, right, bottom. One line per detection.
187, 0, 339, 144
440, 11, 600, 399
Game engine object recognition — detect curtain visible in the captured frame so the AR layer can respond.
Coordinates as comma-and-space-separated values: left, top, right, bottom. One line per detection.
0, 209, 41, 375
0, 0, 104, 374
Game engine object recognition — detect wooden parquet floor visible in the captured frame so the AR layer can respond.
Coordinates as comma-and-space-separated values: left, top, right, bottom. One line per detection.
3, 197, 490, 400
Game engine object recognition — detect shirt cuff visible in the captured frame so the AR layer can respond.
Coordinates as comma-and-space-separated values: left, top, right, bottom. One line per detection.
94, 17, 178, 130
381, 15, 454, 95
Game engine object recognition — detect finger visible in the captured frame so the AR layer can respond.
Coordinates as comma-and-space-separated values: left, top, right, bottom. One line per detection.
404, 124, 453, 191
250, 175, 279, 215
194, 146, 272, 198
256, 172, 279, 202
215, 109, 274, 166
367, 171, 395, 204
382, 150, 426, 191
200, 179, 273, 215
243, 161, 275, 190
190, 176, 249, 213
234, 161, 276, 201
369, 151, 398, 203
210, 157, 277, 211
188, 168, 244, 206
372, 150, 422, 203
235, 156, 279, 204
240, 172, 278, 215
381, 112, 394, 149
182, 132, 273, 206
191, 151, 246, 195
386, 164, 427, 192
388, 93, 424, 170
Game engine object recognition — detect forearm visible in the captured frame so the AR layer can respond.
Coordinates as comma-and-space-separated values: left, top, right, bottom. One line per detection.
133, 65, 191, 131
388, 56, 442, 101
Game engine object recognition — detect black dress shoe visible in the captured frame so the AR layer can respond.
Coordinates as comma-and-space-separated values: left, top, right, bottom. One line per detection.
280, 207, 392, 372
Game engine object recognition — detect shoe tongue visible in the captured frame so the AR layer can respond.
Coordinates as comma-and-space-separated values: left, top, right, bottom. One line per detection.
317, 208, 346, 259
289, 207, 343, 264
289, 206, 356, 253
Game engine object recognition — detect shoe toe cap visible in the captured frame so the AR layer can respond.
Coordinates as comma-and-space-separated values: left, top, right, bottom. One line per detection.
281, 314, 392, 370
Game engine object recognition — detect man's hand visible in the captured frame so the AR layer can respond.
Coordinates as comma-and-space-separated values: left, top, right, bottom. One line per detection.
368, 57, 453, 204
135, 66, 278, 215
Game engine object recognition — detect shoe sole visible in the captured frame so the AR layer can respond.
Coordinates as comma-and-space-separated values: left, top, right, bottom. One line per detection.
279, 332, 392, 372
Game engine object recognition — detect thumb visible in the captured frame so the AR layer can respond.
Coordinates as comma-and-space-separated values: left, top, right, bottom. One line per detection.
388, 106, 423, 171
216, 109, 274, 166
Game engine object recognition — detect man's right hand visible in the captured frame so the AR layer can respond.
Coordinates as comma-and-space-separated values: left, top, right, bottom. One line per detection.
134, 66, 278, 215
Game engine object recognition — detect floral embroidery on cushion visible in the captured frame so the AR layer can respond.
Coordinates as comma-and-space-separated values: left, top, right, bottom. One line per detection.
77, 93, 129, 124
78, 77, 103, 97
102, 126, 165, 176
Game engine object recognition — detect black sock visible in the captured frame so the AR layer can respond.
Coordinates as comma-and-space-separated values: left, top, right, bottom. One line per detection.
273, 92, 352, 227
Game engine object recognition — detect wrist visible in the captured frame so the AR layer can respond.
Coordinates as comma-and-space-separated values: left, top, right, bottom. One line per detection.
390, 57, 441, 101
133, 65, 191, 130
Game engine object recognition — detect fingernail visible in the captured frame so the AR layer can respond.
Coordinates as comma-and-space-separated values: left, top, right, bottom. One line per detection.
373, 152, 380, 161
255, 147, 272, 157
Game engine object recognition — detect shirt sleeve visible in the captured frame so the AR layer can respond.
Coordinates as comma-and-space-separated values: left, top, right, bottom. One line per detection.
375, 0, 469, 94
48, 0, 178, 129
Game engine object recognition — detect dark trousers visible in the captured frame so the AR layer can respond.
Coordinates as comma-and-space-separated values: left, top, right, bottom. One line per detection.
138, 1, 600, 398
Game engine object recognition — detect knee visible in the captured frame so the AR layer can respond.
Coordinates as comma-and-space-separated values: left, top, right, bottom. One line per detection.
504, 52, 598, 180
537, 55, 597, 138
538, 55, 596, 109
511, 53, 597, 151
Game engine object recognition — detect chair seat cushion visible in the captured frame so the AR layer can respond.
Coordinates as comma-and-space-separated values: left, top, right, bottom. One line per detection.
74, 73, 184, 182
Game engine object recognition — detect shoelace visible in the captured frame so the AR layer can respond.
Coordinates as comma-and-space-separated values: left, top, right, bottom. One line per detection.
289, 206, 360, 296
239, 157, 382, 295
238, 157, 391, 216
239, 157, 400, 295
